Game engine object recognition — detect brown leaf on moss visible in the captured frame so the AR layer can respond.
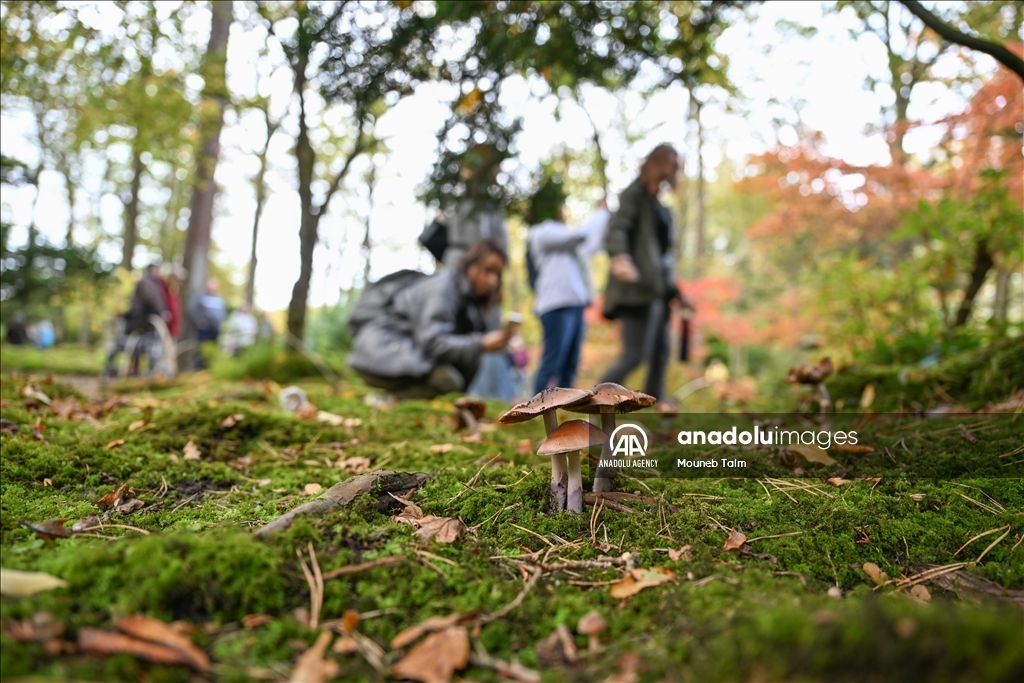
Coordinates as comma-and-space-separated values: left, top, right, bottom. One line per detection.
105, 439, 125, 450
72, 514, 100, 533
862, 562, 888, 584
221, 414, 245, 428
78, 628, 203, 671
391, 613, 464, 649
668, 545, 693, 562
113, 499, 145, 515
19, 518, 72, 541
4, 611, 65, 642
183, 440, 201, 460
786, 444, 836, 466
722, 529, 748, 551
415, 515, 468, 544
832, 444, 875, 454
241, 614, 273, 629
116, 615, 210, 673
391, 625, 469, 683
827, 477, 852, 487
96, 483, 133, 509
295, 402, 319, 420
609, 567, 676, 599
288, 631, 338, 683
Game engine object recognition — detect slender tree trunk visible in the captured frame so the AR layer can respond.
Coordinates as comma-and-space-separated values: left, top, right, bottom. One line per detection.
121, 144, 144, 270
245, 118, 275, 307
287, 50, 317, 341
954, 240, 994, 327
693, 98, 705, 277
992, 264, 1010, 325
180, 0, 234, 368
362, 163, 375, 286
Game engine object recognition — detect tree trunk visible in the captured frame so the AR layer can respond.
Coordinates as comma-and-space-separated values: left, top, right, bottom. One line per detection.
180, 0, 234, 368
245, 122, 275, 308
954, 240, 994, 327
693, 98, 706, 277
287, 50, 317, 342
362, 163, 375, 286
121, 143, 144, 270
992, 264, 1010, 325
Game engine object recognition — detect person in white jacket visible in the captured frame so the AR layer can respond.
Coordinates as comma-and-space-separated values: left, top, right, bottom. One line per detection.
527, 179, 609, 393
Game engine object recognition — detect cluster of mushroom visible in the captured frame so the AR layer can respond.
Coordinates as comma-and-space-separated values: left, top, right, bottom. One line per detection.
498, 383, 655, 514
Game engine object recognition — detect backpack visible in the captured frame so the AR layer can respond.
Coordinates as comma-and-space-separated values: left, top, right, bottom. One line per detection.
347, 269, 429, 337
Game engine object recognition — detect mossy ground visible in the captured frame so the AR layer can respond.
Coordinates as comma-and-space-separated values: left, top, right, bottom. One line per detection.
1, 345, 1022, 682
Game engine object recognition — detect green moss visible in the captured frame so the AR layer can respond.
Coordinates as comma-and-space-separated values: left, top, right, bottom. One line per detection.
2, 366, 1022, 681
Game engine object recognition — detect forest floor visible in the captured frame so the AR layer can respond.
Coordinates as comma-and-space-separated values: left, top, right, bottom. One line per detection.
0, 340, 1022, 682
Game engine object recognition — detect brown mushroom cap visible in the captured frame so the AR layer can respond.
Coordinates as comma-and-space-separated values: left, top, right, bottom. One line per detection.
537, 419, 609, 456
576, 610, 607, 636
454, 396, 486, 419
498, 387, 593, 425
568, 382, 655, 415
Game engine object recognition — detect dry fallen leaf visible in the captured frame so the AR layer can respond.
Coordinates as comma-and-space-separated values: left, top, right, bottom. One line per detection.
221, 414, 245, 428
295, 403, 319, 420
413, 515, 468, 544
337, 456, 371, 473
430, 443, 455, 454
722, 529, 748, 552
72, 514, 101, 533
391, 625, 469, 683
859, 383, 876, 409
242, 614, 273, 629
909, 584, 931, 603
391, 613, 465, 649
113, 499, 145, 515
316, 410, 344, 426
79, 627, 204, 671
96, 483, 133, 509
341, 609, 361, 634
668, 545, 693, 562
289, 631, 338, 683
787, 444, 837, 466
832, 444, 875, 454
0, 569, 68, 597
827, 477, 852, 487
332, 636, 359, 654
105, 439, 125, 450
116, 615, 210, 673
516, 439, 533, 456
304, 483, 323, 496
22, 385, 52, 405
19, 518, 72, 541
128, 420, 147, 432
183, 440, 201, 461
862, 562, 888, 584
4, 611, 65, 642
609, 567, 676, 599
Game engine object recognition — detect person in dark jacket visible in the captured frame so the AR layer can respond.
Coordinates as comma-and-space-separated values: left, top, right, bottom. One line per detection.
349, 240, 513, 399
125, 263, 170, 335
599, 144, 686, 401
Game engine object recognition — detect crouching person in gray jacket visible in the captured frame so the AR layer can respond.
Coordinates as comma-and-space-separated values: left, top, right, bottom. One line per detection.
348, 240, 513, 399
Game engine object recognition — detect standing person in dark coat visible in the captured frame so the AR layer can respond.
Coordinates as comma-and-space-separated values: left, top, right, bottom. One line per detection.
348, 240, 513, 399
600, 144, 687, 401
125, 263, 171, 335
6, 311, 28, 345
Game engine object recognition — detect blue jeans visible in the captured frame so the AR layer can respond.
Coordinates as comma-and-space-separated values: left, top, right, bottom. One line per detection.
467, 351, 518, 402
534, 306, 585, 394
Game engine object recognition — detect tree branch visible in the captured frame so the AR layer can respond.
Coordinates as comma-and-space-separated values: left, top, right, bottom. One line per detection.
314, 115, 367, 217
899, 0, 1024, 81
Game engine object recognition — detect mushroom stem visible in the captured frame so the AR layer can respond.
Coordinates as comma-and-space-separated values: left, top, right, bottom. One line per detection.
816, 383, 832, 414
458, 408, 479, 435
592, 411, 616, 493
542, 409, 567, 511
566, 450, 583, 514
550, 453, 568, 512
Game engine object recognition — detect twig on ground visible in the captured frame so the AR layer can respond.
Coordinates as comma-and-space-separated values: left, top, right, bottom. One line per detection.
470, 502, 522, 532
479, 566, 543, 624
323, 555, 405, 580
470, 639, 540, 683
508, 522, 556, 547
956, 492, 1002, 515
975, 526, 1012, 564
747, 531, 805, 544
772, 571, 808, 587
955, 525, 1010, 557
414, 549, 457, 566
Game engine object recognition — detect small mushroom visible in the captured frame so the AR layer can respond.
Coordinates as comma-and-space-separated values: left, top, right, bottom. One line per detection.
499, 387, 593, 511
785, 357, 834, 413
453, 397, 486, 434
537, 420, 608, 514
568, 383, 655, 493
576, 610, 606, 654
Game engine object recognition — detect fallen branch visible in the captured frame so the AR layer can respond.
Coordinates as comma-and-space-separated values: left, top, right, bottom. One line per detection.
255, 471, 430, 537
584, 491, 677, 512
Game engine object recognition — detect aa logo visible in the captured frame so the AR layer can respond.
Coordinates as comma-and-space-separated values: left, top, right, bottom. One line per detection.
610, 423, 648, 458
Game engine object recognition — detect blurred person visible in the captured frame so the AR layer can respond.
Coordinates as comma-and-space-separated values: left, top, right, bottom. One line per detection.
599, 144, 688, 401
6, 311, 28, 345
258, 310, 275, 341
221, 302, 259, 357
348, 239, 513, 400
527, 179, 609, 393
105, 262, 170, 376
160, 265, 186, 339
191, 277, 227, 344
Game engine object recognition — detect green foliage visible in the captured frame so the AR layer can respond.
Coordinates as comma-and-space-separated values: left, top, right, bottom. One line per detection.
306, 291, 358, 354
0, 224, 115, 318
210, 342, 343, 384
